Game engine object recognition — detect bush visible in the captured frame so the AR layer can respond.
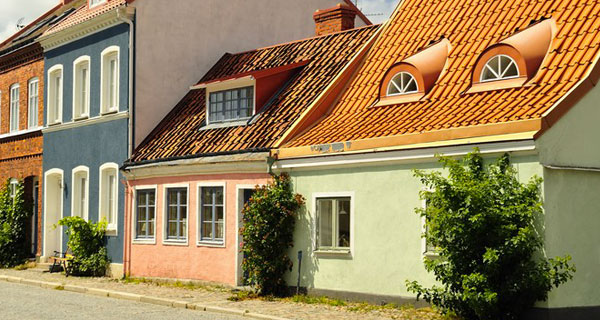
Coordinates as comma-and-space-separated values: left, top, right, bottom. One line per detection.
58, 216, 110, 276
240, 173, 304, 296
406, 151, 575, 320
0, 180, 32, 267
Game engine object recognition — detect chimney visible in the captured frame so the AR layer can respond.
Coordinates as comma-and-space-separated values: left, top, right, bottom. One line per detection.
313, 3, 357, 36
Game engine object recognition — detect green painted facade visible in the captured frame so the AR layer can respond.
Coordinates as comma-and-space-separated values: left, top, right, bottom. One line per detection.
280, 84, 600, 309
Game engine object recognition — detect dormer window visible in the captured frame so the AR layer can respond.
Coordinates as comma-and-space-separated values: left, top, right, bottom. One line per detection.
208, 86, 254, 123
90, 0, 107, 8
387, 72, 418, 96
480, 55, 519, 82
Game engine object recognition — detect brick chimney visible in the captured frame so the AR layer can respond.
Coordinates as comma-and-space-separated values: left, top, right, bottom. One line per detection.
313, 3, 357, 36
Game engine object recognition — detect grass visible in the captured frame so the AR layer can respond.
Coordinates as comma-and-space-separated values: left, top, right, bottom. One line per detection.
119, 276, 228, 292
13, 261, 36, 270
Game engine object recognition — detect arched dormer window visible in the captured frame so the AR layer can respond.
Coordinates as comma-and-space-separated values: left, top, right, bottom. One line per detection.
376, 38, 451, 107
480, 55, 519, 82
469, 18, 556, 93
387, 72, 418, 96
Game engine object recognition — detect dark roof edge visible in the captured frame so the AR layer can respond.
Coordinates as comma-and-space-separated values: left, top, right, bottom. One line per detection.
122, 148, 271, 170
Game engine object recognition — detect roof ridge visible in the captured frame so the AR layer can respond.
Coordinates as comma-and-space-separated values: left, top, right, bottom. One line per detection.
0, 2, 62, 49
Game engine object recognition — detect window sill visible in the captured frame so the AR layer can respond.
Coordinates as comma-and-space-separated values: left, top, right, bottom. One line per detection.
133, 238, 156, 245
163, 240, 189, 246
73, 115, 89, 121
0, 127, 43, 140
100, 109, 119, 116
197, 241, 225, 248
105, 229, 117, 237
200, 119, 250, 130
47, 121, 63, 126
314, 249, 352, 256
464, 77, 529, 94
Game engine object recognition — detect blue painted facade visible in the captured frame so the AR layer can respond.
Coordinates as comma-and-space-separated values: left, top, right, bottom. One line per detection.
42, 23, 130, 264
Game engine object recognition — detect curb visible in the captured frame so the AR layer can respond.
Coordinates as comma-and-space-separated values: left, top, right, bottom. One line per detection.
0, 275, 291, 320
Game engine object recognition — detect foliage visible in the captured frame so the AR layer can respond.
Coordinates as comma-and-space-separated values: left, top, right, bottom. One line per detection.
240, 173, 304, 296
0, 179, 32, 268
406, 151, 575, 320
58, 216, 110, 276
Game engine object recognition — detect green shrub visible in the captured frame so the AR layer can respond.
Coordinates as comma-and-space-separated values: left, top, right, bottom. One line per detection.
240, 173, 304, 296
0, 179, 32, 268
406, 151, 575, 320
58, 216, 110, 276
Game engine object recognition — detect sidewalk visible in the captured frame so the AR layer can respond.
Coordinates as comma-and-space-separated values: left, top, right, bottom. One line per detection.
0, 268, 445, 320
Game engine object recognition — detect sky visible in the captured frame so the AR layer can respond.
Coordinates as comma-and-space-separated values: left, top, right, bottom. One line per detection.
0, 0, 399, 44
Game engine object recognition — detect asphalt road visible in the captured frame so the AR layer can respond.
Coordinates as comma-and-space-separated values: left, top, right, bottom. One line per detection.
0, 281, 245, 320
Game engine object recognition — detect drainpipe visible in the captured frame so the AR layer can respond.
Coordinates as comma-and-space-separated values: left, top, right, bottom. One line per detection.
117, 7, 135, 157
542, 164, 600, 173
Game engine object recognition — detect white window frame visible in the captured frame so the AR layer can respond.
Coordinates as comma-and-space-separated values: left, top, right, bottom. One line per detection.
9, 83, 20, 132
480, 54, 520, 82
196, 182, 227, 247
100, 46, 120, 114
421, 188, 439, 258
72, 56, 91, 120
313, 192, 354, 256
47, 64, 63, 125
9, 178, 18, 200
89, 0, 107, 9
99, 163, 119, 234
203, 77, 256, 127
162, 183, 189, 246
386, 72, 419, 96
27, 78, 39, 129
71, 166, 89, 221
132, 185, 158, 244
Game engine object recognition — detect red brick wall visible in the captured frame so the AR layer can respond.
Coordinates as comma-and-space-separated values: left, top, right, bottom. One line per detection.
0, 53, 45, 257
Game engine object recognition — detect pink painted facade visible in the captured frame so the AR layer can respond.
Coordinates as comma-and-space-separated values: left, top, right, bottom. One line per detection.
124, 172, 271, 286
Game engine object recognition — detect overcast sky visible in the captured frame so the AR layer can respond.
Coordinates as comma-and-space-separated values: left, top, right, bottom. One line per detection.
0, 0, 399, 44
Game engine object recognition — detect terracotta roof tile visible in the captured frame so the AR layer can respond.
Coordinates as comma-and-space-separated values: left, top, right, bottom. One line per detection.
285, 0, 600, 148
128, 25, 379, 164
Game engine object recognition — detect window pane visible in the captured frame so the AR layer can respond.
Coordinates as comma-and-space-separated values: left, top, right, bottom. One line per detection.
202, 187, 213, 204
148, 191, 155, 205
168, 206, 178, 220
148, 206, 155, 221
215, 187, 223, 204
216, 205, 224, 221
138, 222, 147, 237
168, 222, 177, 237
138, 191, 147, 207
202, 206, 212, 223
337, 199, 351, 248
216, 222, 224, 240
202, 222, 213, 239
148, 221, 155, 236
317, 199, 333, 247
137, 207, 147, 221
180, 220, 187, 238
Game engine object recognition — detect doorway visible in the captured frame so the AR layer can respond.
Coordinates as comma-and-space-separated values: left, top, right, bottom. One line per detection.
236, 186, 257, 286
43, 169, 63, 259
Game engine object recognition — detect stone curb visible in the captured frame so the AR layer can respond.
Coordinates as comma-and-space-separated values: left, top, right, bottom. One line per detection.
0, 275, 291, 320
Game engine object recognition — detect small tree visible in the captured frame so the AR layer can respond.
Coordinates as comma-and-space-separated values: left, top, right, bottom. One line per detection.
58, 216, 110, 276
241, 173, 304, 296
406, 151, 575, 320
0, 179, 32, 267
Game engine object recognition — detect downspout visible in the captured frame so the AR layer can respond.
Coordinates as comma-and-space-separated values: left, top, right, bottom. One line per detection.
117, 7, 135, 157
542, 164, 600, 173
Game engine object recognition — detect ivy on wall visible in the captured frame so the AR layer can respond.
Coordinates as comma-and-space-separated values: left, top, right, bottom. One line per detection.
0, 179, 32, 268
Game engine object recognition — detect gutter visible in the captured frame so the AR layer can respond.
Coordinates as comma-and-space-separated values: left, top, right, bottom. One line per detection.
542, 164, 600, 173
117, 6, 135, 157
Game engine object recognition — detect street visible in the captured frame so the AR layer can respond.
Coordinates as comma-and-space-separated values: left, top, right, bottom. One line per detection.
0, 281, 244, 320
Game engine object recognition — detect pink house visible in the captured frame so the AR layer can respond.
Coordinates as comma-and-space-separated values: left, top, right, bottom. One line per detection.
121, 6, 379, 286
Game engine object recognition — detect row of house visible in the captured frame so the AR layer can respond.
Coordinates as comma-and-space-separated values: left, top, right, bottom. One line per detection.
1, 0, 599, 319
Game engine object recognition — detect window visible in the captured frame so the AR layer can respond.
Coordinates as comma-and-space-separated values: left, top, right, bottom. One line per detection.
71, 166, 89, 220
165, 187, 187, 242
480, 55, 519, 82
101, 47, 119, 113
28, 78, 39, 128
99, 163, 118, 231
316, 197, 351, 251
199, 186, 225, 244
387, 72, 418, 96
89, 0, 106, 8
208, 86, 253, 123
135, 189, 155, 240
47, 65, 63, 125
421, 189, 439, 256
9, 179, 18, 200
9, 84, 19, 132
73, 56, 91, 119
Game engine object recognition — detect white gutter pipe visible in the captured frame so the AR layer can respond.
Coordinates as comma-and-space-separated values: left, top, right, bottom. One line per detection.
117, 7, 135, 156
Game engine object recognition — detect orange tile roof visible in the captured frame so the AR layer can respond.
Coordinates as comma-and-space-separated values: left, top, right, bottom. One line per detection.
43, 0, 128, 36
284, 0, 600, 150
127, 25, 379, 165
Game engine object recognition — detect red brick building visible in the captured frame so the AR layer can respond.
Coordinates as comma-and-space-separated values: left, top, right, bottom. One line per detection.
0, 1, 80, 257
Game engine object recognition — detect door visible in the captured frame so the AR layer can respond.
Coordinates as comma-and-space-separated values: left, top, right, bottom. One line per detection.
43, 171, 63, 259
31, 178, 39, 256
237, 188, 256, 286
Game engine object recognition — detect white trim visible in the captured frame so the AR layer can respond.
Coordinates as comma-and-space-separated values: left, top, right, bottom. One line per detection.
235, 184, 264, 286
47, 64, 64, 126
42, 111, 129, 133
27, 77, 40, 129
312, 192, 355, 258
89, 0, 107, 9
196, 181, 227, 247
204, 77, 256, 126
99, 162, 119, 234
43, 168, 64, 259
100, 46, 120, 114
420, 187, 439, 258
162, 183, 190, 246
71, 165, 90, 221
131, 184, 158, 245
72, 55, 91, 121
9, 83, 20, 132
386, 71, 418, 96
273, 139, 537, 171
0, 127, 42, 139
479, 54, 520, 83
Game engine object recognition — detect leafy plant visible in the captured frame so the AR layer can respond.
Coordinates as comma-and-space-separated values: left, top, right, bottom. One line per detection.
240, 173, 304, 296
0, 179, 32, 267
406, 151, 575, 320
58, 216, 110, 276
